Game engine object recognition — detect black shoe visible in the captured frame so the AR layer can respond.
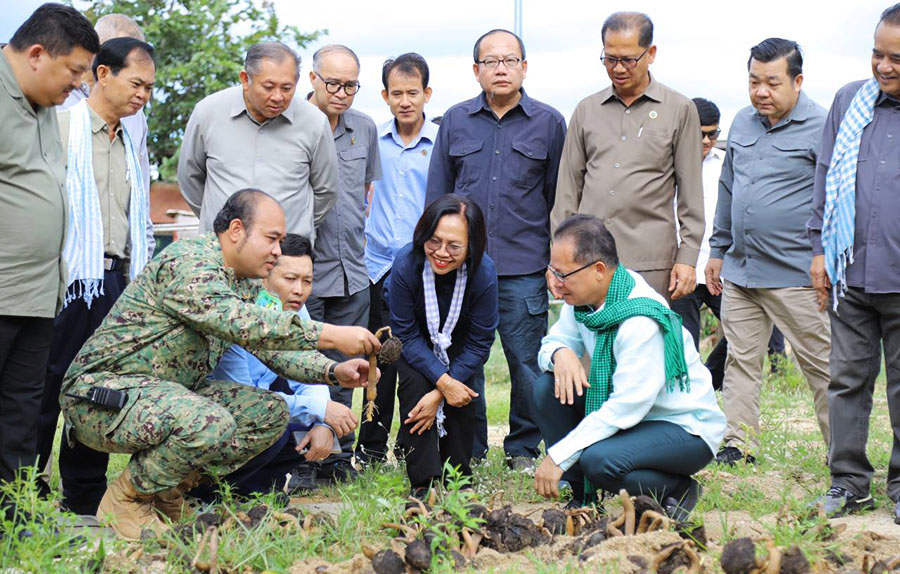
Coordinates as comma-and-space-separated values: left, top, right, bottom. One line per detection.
663, 479, 702, 522
715, 446, 757, 466
320, 458, 358, 483
814, 486, 874, 518
286, 463, 318, 493
894, 499, 900, 525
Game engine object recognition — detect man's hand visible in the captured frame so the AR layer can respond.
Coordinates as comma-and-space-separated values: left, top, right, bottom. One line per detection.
296, 425, 334, 461
551, 347, 589, 405
318, 325, 382, 356
546, 267, 563, 299
333, 358, 379, 389
323, 399, 357, 437
534, 456, 565, 499
669, 263, 696, 300
435, 374, 479, 407
705, 258, 724, 296
405, 389, 443, 435
810, 255, 831, 312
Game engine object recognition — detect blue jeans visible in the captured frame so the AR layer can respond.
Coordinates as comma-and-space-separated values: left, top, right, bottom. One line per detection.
472, 272, 546, 459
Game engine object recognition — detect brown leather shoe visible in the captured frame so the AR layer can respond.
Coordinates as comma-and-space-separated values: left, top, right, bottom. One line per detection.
96, 468, 168, 541
152, 471, 200, 522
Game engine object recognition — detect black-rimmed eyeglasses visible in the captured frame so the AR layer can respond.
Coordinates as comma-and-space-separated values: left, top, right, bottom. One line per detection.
600, 48, 649, 69
315, 72, 360, 95
476, 57, 522, 69
547, 260, 600, 282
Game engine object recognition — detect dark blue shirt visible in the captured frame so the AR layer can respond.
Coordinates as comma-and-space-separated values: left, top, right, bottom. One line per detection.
808, 80, 900, 293
386, 243, 498, 384
425, 90, 566, 276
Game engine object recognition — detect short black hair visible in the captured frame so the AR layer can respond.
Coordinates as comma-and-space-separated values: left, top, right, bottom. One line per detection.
382, 52, 430, 90
601, 12, 654, 48
279, 233, 314, 261
881, 3, 900, 26
748, 38, 803, 80
9, 3, 100, 57
692, 97, 720, 126
473, 29, 526, 62
554, 214, 619, 268
212, 189, 276, 235
413, 194, 487, 276
92, 37, 155, 81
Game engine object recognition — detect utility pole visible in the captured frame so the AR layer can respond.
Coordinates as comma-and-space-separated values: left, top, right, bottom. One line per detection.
514, 0, 523, 39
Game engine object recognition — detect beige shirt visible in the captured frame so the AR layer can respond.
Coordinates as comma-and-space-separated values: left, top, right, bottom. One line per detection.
178, 86, 338, 242
552, 78, 703, 271
58, 104, 132, 260
0, 48, 68, 318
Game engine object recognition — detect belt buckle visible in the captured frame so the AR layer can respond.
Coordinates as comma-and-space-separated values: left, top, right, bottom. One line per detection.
103, 257, 116, 271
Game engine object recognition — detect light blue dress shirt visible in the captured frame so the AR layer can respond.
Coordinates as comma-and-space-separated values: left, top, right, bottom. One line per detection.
210, 306, 330, 427
365, 117, 439, 283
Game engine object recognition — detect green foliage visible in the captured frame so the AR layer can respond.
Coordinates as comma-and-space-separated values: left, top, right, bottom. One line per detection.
82, 0, 323, 181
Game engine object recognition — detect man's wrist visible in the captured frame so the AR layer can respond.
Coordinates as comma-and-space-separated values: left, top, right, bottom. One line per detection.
323, 361, 338, 385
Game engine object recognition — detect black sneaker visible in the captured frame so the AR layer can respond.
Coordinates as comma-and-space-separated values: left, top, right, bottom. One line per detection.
663, 478, 702, 522
814, 486, 874, 518
286, 463, 318, 493
321, 458, 358, 483
715, 446, 757, 466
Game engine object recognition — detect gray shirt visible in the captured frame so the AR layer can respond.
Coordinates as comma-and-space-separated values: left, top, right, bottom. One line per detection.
808, 80, 900, 293
0, 47, 68, 318
710, 91, 826, 288
178, 86, 338, 242
311, 108, 381, 298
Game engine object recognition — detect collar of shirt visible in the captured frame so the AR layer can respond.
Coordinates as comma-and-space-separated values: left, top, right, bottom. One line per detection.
875, 89, 900, 108
703, 147, 724, 164
87, 102, 123, 139
599, 73, 664, 106
379, 114, 439, 149
333, 110, 352, 139
228, 86, 295, 125
754, 89, 814, 130
466, 88, 534, 118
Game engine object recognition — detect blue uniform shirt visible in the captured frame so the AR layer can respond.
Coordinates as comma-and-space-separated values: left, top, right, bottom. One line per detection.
365, 117, 439, 283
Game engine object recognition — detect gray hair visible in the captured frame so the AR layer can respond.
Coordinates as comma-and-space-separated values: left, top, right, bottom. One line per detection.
95, 14, 144, 43
312, 44, 360, 73
244, 42, 301, 81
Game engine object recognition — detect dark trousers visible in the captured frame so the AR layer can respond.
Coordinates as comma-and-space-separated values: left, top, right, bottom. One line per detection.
305, 286, 370, 458
355, 274, 399, 463
395, 357, 475, 489
492, 273, 547, 459
35, 270, 125, 515
532, 372, 713, 501
828, 288, 900, 501
0, 315, 54, 487
671, 284, 786, 391
191, 423, 306, 501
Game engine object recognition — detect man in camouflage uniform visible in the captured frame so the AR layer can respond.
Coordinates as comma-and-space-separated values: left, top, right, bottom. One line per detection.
61, 189, 380, 540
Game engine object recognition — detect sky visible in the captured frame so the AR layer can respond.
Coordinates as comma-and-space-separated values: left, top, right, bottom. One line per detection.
0, 0, 887, 136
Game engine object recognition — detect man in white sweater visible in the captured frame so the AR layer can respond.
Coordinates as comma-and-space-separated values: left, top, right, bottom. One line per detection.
533, 214, 725, 518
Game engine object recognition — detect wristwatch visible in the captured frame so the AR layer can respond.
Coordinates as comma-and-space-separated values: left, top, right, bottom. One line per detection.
326, 362, 338, 384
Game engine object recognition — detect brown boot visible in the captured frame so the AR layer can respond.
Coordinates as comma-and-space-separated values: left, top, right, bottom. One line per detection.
153, 471, 200, 522
96, 468, 168, 541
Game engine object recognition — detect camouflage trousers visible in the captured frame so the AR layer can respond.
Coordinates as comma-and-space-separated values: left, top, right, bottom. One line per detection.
63, 376, 289, 494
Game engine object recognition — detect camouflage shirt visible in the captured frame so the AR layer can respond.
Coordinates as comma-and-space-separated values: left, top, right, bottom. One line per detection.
63, 234, 335, 395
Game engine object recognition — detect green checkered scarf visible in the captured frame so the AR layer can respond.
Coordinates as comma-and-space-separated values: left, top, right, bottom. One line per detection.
573, 265, 690, 501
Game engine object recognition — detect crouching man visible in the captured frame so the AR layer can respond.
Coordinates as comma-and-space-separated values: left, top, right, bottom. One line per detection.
61, 189, 380, 540
199, 233, 361, 496
533, 215, 725, 518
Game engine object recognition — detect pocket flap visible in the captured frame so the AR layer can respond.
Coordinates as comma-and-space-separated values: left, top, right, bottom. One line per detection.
511, 140, 548, 161
339, 145, 369, 161
449, 141, 484, 157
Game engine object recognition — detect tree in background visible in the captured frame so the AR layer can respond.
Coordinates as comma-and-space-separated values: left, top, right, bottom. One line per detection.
84, 0, 323, 181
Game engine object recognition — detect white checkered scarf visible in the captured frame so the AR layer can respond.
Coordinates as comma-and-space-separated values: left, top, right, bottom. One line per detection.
822, 78, 880, 311
62, 99, 150, 308
422, 261, 467, 437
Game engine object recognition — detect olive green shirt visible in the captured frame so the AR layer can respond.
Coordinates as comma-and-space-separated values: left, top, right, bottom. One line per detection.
552, 77, 704, 271
58, 104, 131, 259
62, 234, 335, 397
0, 47, 68, 318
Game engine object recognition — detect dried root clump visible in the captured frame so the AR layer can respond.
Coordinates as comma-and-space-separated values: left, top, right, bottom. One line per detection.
482, 505, 550, 552
720, 537, 758, 574
541, 508, 567, 535
721, 537, 813, 574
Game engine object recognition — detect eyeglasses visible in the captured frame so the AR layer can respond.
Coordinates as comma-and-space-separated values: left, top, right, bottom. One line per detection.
315, 72, 360, 95
701, 128, 721, 140
547, 260, 600, 282
600, 48, 649, 69
425, 237, 465, 256
477, 57, 522, 69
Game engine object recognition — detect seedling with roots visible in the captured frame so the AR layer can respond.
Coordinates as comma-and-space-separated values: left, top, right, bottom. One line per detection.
365, 326, 403, 422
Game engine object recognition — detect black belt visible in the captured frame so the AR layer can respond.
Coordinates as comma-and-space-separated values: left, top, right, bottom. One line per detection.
103, 256, 125, 273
